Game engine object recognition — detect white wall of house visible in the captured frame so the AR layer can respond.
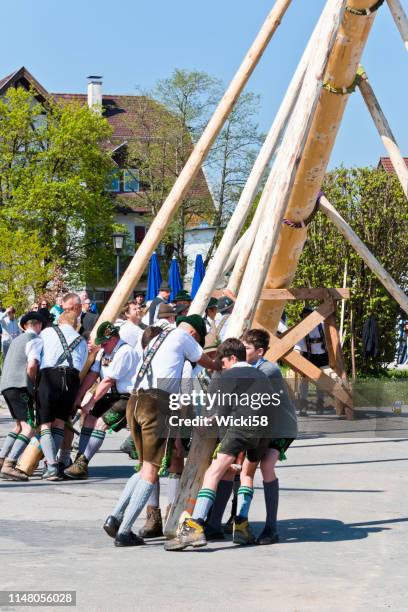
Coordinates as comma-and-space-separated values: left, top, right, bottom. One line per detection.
184, 225, 216, 288
115, 212, 147, 255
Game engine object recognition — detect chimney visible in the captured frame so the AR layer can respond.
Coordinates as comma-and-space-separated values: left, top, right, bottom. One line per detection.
87, 75, 103, 113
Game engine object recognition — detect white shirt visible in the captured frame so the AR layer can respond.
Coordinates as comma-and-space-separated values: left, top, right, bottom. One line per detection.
137, 327, 203, 394
0, 313, 21, 346
91, 339, 140, 394
300, 325, 326, 355
40, 324, 88, 371
26, 335, 43, 363
278, 320, 303, 352
119, 321, 143, 349
157, 319, 176, 331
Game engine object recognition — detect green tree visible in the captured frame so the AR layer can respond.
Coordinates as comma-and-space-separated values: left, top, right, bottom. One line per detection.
0, 87, 115, 293
290, 166, 408, 375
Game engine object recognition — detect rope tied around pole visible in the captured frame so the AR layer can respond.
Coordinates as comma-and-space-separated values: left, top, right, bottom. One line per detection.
322, 74, 360, 95
283, 194, 321, 229
345, 0, 384, 16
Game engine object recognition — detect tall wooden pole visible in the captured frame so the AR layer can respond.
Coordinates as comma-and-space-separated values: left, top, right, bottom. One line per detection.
226, 0, 346, 339
387, 0, 408, 51
357, 69, 408, 199
252, 0, 382, 336
189, 0, 330, 314
319, 195, 408, 314
91, 0, 293, 330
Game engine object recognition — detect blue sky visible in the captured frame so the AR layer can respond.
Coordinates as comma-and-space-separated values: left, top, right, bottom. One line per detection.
1, 0, 406, 169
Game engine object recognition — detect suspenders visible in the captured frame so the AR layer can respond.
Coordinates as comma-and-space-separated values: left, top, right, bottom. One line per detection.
53, 326, 84, 368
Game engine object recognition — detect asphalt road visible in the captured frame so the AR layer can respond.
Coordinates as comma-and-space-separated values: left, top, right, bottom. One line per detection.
1, 407, 407, 612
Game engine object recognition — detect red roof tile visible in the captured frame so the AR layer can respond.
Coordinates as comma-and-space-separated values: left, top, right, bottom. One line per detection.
378, 157, 408, 174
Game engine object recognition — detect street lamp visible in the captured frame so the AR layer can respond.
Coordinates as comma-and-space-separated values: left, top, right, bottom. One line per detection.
112, 232, 126, 285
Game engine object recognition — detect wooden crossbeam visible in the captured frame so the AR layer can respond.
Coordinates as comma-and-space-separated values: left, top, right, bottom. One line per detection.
260, 288, 350, 300
274, 342, 353, 409
267, 299, 335, 361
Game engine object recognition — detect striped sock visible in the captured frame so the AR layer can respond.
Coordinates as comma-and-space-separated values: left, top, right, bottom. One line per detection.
84, 429, 106, 461
40, 428, 57, 466
8, 434, 30, 462
51, 427, 65, 454
236, 486, 254, 520
78, 427, 93, 454
0, 432, 18, 458
192, 488, 216, 523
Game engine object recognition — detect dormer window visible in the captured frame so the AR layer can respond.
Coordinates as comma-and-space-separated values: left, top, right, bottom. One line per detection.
107, 168, 140, 193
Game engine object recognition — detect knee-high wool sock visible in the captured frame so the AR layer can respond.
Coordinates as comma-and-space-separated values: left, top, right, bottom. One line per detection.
192, 488, 216, 524
84, 430, 106, 461
236, 486, 254, 520
78, 427, 93, 454
118, 478, 155, 535
51, 427, 65, 454
167, 473, 181, 506
8, 434, 30, 462
207, 479, 233, 530
0, 432, 18, 459
40, 429, 57, 466
147, 480, 160, 507
264, 479, 279, 533
111, 472, 141, 520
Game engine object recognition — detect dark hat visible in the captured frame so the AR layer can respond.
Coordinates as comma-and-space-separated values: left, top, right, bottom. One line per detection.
135, 291, 145, 297
175, 303, 189, 317
95, 321, 120, 345
38, 308, 55, 325
20, 311, 47, 330
301, 306, 314, 316
174, 290, 192, 303
217, 296, 234, 314
157, 303, 176, 319
159, 283, 171, 292
176, 314, 207, 347
206, 297, 218, 310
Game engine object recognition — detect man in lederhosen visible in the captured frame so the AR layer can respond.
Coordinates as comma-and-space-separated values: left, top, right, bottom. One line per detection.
103, 314, 219, 547
64, 322, 140, 480
298, 306, 329, 415
37, 310, 88, 481
0, 311, 45, 480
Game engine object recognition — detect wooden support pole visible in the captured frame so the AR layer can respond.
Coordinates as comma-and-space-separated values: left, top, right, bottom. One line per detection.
260, 287, 350, 300
225, 0, 346, 339
252, 1, 380, 336
90, 0, 293, 332
319, 195, 408, 314
323, 299, 353, 418
189, 0, 331, 314
387, 0, 408, 51
358, 68, 408, 199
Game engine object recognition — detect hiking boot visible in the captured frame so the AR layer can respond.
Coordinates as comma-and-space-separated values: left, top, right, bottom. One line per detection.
114, 531, 144, 547
256, 526, 279, 545
103, 515, 121, 538
64, 454, 89, 480
1, 459, 29, 481
42, 465, 63, 481
164, 518, 207, 551
138, 506, 163, 538
120, 435, 138, 460
204, 524, 225, 541
233, 518, 256, 545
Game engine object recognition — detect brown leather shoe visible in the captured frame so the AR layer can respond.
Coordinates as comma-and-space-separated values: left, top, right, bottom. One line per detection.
64, 454, 89, 480
138, 506, 163, 538
1, 458, 29, 481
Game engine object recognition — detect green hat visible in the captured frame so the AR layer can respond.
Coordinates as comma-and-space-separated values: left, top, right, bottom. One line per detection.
206, 297, 218, 310
176, 314, 207, 347
95, 321, 120, 345
174, 290, 192, 303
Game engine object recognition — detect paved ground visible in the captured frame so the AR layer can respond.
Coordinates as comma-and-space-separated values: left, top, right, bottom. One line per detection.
1, 406, 407, 612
